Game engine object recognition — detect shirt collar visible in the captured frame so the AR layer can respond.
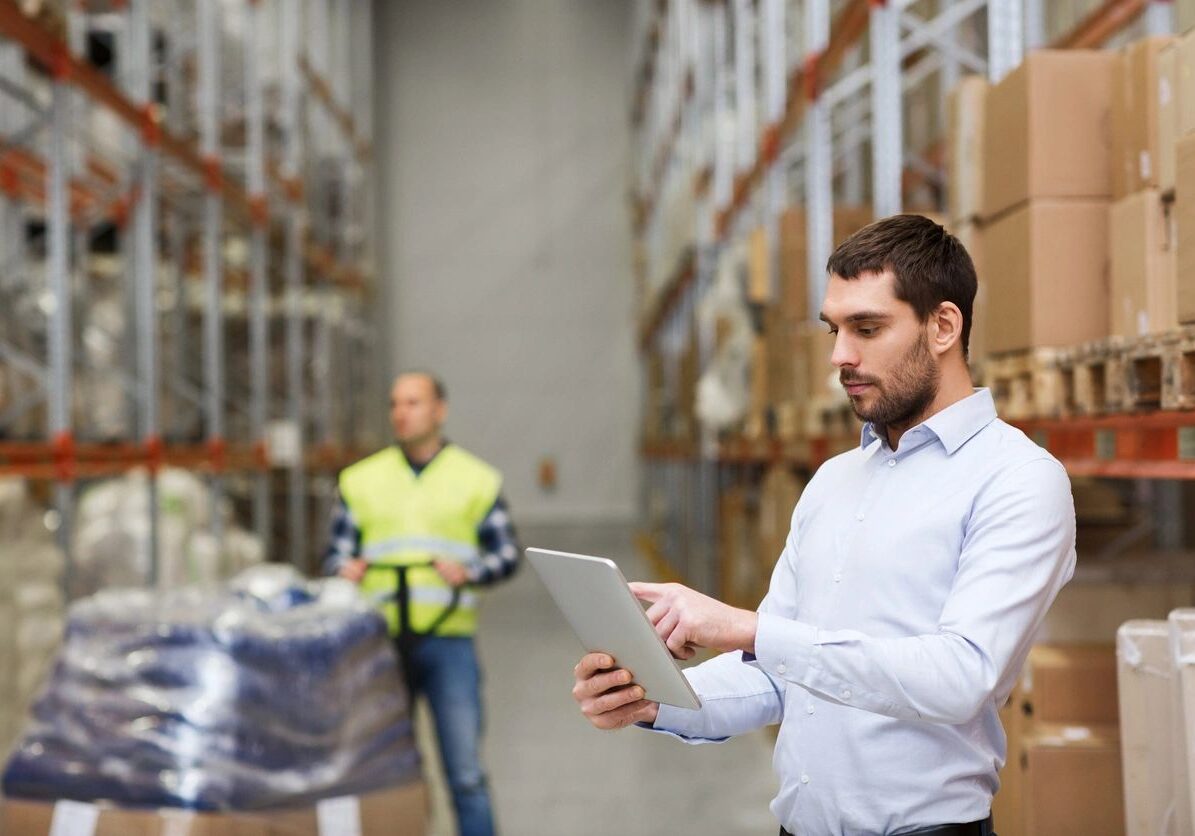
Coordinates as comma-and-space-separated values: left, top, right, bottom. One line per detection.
859, 389, 997, 455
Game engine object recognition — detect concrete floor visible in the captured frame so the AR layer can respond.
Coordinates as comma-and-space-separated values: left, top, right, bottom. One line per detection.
416, 522, 780, 836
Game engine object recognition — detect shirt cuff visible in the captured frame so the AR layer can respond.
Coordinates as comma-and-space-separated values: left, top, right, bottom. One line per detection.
635, 705, 728, 744
752, 612, 820, 683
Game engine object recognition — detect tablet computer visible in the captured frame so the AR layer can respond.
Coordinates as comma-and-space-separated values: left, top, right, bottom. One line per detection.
526, 547, 701, 710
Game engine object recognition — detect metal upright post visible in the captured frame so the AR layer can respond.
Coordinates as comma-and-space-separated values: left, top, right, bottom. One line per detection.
870, 1, 903, 219
47, 43, 74, 596
245, 0, 271, 556
1145, 0, 1174, 35
761, 0, 786, 295
281, 4, 308, 568
731, 0, 757, 177
1023, 0, 1046, 51
805, 0, 833, 317
198, 0, 225, 547
711, 3, 732, 212
986, 0, 1023, 84
128, 0, 161, 584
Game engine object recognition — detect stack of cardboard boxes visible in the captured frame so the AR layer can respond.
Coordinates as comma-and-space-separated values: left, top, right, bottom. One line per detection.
977, 50, 1116, 356
1110, 36, 1180, 340
995, 645, 1124, 836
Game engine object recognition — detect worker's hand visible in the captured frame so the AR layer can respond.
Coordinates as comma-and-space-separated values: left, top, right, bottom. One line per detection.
433, 558, 470, 588
630, 582, 758, 660
338, 558, 369, 584
572, 652, 659, 731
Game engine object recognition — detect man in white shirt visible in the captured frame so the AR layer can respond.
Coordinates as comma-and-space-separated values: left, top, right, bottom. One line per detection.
571, 215, 1075, 836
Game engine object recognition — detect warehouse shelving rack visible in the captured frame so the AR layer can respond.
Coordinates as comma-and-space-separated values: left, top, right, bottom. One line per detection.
632, 0, 1181, 591
0, 0, 382, 590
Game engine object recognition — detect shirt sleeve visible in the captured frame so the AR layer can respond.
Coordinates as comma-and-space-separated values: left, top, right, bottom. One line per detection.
643, 650, 786, 744
321, 493, 362, 576
750, 457, 1076, 726
466, 494, 521, 586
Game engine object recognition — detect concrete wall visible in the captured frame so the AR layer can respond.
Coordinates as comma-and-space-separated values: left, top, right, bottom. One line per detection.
373, 0, 639, 525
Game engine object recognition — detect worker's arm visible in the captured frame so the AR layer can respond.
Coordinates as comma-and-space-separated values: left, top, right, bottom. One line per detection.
321, 493, 366, 581
640, 457, 1076, 726
462, 494, 521, 585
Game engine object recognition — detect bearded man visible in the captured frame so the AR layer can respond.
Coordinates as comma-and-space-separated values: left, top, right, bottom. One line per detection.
569, 214, 1075, 836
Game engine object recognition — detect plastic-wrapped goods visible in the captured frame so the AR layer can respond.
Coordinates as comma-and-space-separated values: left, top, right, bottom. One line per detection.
0, 478, 65, 750
71, 467, 262, 597
1170, 609, 1195, 834
1117, 620, 1175, 836
2, 566, 420, 811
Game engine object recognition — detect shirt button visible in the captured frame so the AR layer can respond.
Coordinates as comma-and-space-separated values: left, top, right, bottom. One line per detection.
806, 704, 814, 715
855, 512, 864, 521
776, 663, 787, 675
800, 773, 810, 784
842, 689, 852, 699
833, 572, 842, 583
888, 459, 896, 467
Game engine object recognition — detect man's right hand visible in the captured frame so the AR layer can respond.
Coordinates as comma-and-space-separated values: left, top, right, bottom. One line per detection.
572, 652, 659, 731
338, 558, 369, 584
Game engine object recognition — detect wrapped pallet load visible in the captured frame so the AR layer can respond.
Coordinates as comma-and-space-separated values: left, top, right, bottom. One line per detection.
1, 566, 424, 832
0, 479, 65, 750
1117, 620, 1175, 836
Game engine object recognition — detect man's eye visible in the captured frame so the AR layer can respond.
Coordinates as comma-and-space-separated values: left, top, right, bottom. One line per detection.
827, 328, 838, 336
857, 327, 877, 337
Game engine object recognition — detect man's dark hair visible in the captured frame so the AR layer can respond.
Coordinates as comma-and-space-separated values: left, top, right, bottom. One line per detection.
399, 370, 448, 402
826, 214, 978, 360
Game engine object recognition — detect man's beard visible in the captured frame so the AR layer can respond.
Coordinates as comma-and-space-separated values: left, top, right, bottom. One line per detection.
841, 332, 939, 430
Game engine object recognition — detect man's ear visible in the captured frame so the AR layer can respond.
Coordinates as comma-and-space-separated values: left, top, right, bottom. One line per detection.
930, 302, 964, 357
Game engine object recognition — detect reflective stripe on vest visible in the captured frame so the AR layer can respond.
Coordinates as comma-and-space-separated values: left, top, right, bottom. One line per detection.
361, 536, 480, 562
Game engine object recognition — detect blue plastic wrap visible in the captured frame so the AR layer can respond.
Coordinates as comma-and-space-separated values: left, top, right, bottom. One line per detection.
2, 566, 420, 811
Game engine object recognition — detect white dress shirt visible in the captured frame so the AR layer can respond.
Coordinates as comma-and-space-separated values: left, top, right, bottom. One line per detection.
648, 389, 1076, 836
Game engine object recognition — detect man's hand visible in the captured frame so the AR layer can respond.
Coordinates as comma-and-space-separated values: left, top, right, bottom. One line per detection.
338, 558, 368, 584
572, 652, 659, 730
433, 559, 470, 588
630, 581, 758, 659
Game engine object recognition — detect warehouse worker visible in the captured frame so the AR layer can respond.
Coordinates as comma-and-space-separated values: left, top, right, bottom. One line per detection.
324, 371, 519, 836
570, 215, 1075, 836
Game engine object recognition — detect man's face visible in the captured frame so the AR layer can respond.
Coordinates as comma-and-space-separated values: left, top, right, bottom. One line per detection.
390, 375, 446, 444
820, 270, 940, 428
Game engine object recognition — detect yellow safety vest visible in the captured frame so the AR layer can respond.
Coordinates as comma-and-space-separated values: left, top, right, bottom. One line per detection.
338, 444, 502, 637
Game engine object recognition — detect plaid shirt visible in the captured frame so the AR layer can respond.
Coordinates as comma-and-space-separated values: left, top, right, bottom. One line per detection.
321, 450, 521, 586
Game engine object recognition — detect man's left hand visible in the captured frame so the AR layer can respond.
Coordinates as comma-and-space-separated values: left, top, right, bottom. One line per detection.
433, 559, 471, 588
630, 582, 758, 660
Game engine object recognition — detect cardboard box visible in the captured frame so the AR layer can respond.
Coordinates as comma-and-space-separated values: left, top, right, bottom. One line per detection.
747, 226, 771, 303
1016, 644, 1119, 727
947, 76, 988, 224
1109, 188, 1178, 338
777, 206, 874, 322
1178, 29, 1195, 138
980, 199, 1109, 353
982, 50, 1116, 221
1112, 37, 1175, 198
0, 782, 427, 836
1021, 727, 1125, 836
757, 464, 803, 572
1117, 620, 1175, 836
1159, 43, 1179, 194
1176, 134, 1195, 323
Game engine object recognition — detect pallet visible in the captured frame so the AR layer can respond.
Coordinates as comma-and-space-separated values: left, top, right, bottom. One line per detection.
1069, 337, 1129, 416
1125, 325, 1195, 412
983, 347, 1071, 420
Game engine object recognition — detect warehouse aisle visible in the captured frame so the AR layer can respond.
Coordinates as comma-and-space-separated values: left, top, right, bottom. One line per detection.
452, 523, 781, 836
